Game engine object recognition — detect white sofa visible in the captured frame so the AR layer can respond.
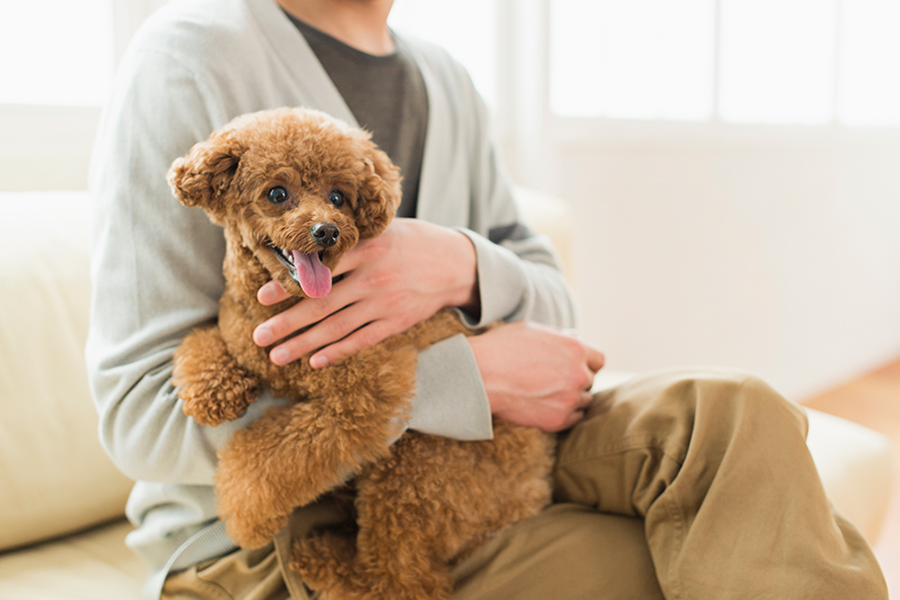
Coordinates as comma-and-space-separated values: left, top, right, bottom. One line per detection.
0, 190, 893, 599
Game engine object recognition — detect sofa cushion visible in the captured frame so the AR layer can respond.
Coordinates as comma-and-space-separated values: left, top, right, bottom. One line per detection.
0, 192, 134, 551
0, 519, 144, 599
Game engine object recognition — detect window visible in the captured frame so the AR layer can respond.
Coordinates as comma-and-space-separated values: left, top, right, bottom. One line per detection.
549, 0, 900, 126
550, 0, 716, 121
388, 0, 498, 107
719, 0, 837, 124
0, 0, 115, 106
839, 0, 900, 126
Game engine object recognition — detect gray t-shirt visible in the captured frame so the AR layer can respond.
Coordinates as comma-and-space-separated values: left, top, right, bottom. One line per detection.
286, 14, 427, 218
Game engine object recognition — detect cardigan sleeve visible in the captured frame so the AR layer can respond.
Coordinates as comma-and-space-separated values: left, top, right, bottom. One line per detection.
460, 74, 578, 330
401, 45, 579, 440
85, 48, 297, 484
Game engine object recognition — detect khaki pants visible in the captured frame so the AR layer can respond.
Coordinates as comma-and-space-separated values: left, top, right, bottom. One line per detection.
162, 368, 888, 600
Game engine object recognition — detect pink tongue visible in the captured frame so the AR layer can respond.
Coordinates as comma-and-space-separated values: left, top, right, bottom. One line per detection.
291, 250, 332, 298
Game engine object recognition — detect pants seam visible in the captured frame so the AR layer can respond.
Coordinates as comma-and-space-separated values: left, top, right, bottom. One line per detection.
661, 486, 686, 600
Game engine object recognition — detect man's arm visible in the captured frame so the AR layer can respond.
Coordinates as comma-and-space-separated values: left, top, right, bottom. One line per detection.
85, 48, 287, 484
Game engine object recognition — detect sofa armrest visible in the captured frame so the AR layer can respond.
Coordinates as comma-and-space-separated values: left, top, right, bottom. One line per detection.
805, 408, 893, 543
0, 192, 133, 552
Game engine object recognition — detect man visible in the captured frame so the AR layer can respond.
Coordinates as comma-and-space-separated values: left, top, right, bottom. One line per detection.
87, 0, 887, 598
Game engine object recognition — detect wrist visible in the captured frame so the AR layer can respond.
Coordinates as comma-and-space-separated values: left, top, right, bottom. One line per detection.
447, 229, 480, 315
467, 333, 504, 415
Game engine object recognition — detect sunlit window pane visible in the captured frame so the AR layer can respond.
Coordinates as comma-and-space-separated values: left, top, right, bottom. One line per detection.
549, 0, 715, 120
719, 0, 838, 124
838, 0, 900, 126
388, 0, 497, 107
0, 0, 115, 106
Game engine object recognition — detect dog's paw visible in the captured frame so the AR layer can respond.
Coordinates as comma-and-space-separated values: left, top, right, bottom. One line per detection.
178, 371, 258, 426
174, 325, 260, 426
291, 531, 356, 592
222, 509, 290, 550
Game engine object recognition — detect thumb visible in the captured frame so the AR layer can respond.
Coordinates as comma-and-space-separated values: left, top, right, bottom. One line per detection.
330, 240, 369, 277
258, 279, 291, 305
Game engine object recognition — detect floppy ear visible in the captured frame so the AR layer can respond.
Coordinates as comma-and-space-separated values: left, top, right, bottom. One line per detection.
167, 129, 245, 224
354, 142, 402, 239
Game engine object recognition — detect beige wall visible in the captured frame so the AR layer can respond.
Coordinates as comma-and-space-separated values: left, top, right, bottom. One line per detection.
544, 124, 900, 399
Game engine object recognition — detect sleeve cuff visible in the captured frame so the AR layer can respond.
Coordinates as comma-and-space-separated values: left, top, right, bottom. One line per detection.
456, 228, 531, 328
407, 334, 494, 441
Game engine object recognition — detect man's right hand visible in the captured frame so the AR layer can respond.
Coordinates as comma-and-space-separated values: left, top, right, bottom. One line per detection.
468, 321, 605, 432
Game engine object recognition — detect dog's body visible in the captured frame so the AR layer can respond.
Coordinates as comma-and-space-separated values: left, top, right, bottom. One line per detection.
168, 108, 554, 600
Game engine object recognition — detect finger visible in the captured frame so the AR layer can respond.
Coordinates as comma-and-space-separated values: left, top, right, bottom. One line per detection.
257, 280, 291, 305
579, 361, 598, 388
268, 301, 375, 365
582, 373, 595, 391
330, 240, 369, 277
559, 409, 585, 431
309, 319, 397, 369
254, 285, 357, 347
577, 390, 594, 409
585, 347, 605, 373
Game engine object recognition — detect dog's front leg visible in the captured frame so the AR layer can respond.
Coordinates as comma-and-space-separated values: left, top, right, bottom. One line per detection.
174, 324, 261, 426
215, 344, 419, 549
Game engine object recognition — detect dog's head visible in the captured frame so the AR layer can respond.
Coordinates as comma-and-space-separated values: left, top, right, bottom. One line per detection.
167, 108, 401, 298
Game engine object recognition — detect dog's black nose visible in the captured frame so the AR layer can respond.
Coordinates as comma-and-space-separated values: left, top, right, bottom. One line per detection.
311, 222, 340, 248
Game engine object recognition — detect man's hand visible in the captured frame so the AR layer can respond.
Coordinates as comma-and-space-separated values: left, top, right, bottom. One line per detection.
253, 218, 478, 368
468, 321, 605, 432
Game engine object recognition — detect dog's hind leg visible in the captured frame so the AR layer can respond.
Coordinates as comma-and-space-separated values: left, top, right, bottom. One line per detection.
292, 526, 449, 600
291, 439, 464, 600
313, 427, 553, 600
173, 324, 260, 426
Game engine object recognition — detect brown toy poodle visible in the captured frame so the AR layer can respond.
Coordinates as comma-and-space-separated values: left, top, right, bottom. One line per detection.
167, 107, 555, 600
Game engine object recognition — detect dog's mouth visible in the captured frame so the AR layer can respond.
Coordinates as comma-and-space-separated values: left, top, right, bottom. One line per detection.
268, 242, 332, 298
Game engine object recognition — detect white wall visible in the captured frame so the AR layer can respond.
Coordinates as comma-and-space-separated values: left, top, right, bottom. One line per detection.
541, 123, 900, 399
0, 106, 101, 191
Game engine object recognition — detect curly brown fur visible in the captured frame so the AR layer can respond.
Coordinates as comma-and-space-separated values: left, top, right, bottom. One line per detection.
168, 108, 555, 599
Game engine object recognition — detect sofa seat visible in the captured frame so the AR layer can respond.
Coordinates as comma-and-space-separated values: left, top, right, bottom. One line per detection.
0, 520, 144, 600
0, 191, 892, 599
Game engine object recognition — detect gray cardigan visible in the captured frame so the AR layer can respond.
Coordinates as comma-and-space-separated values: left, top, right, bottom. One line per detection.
85, 0, 576, 596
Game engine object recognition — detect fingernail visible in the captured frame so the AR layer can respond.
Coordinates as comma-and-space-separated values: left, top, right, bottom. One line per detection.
255, 327, 273, 346
258, 283, 277, 304
310, 355, 329, 369
271, 347, 290, 365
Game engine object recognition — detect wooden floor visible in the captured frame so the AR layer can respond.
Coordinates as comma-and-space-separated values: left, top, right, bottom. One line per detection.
802, 356, 900, 597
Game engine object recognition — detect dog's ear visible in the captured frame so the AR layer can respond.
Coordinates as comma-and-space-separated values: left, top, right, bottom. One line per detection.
167, 129, 245, 223
354, 143, 402, 239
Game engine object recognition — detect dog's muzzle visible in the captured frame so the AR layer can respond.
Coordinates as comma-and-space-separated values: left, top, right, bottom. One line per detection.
311, 222, 339, 248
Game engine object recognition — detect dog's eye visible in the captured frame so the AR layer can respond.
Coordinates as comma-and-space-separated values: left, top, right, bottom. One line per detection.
267, 186, 289, 205
328, 189, 345, 208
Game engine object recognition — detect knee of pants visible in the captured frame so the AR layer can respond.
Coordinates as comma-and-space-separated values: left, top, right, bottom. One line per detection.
608, 367, 810, 450
682, 368, 808, 438
561, 367, 809, 472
